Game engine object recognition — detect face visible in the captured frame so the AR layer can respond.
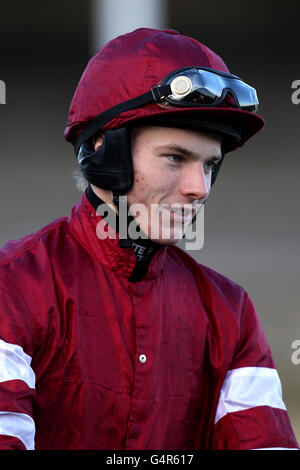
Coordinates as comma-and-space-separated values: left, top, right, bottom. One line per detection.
126, 126, 222, 245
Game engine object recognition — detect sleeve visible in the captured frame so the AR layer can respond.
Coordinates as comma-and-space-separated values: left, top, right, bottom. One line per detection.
211, 293, 299, 450
0, 271, 36, 450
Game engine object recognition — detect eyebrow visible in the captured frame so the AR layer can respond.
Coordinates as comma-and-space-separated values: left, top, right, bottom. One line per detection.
156, 144, 222, 162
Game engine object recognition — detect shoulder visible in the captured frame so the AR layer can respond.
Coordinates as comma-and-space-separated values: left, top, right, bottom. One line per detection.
0, 216, 68, 268
166, 245, 247, 304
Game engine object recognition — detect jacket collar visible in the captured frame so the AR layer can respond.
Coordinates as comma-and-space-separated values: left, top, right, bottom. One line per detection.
67, 191, 167, 281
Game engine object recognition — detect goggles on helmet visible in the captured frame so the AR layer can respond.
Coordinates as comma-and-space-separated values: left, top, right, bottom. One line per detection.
154, 67, 258, 112
74, 66, 259, 155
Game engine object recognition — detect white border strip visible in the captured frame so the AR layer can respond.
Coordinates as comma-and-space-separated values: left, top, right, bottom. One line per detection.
0, 339, 35, 388
252, 447, 299, 450
215, 367, 286, 424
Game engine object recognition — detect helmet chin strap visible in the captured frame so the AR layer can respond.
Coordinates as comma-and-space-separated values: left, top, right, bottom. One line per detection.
111, 193, 129, 248
112, 193, 120, 207
111, 192, 160, 250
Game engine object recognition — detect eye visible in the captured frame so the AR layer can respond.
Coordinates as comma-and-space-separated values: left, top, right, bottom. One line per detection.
167, 154, 184, 164
204, 160, 218, 173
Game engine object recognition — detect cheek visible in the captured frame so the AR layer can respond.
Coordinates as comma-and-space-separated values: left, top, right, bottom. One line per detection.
131, 155, 148, 192
128, 151, 176, 204
131, 168, 177, 203
127, 171, 149, 204
133, 173, 146, 191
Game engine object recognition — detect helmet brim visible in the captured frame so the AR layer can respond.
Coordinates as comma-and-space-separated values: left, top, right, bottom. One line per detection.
104, 104, 264, 152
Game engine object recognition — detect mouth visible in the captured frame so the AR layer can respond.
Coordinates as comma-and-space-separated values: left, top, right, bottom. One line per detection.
165, 205, 195, 223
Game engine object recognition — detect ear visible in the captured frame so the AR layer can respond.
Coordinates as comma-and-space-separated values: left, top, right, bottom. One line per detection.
93, 132, 104, 151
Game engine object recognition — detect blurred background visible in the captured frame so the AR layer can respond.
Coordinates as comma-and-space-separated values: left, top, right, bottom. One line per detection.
0, 0, 299, 443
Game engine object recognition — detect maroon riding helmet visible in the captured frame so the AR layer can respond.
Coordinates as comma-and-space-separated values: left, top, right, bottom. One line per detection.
64, 28, 264, 194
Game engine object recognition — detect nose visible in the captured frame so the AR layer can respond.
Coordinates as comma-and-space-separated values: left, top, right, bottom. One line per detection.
179, 165, 210, 202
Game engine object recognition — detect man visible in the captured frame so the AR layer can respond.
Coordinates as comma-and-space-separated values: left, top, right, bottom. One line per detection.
0, 28, 298, 450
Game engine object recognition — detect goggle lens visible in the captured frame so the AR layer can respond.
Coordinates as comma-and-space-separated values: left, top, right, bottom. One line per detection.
163, 68, 258, 112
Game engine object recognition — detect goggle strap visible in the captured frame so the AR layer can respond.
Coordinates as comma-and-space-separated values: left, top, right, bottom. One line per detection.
74, 85, 173, 154
74, 90, 155, 155
150, 85, 172, 102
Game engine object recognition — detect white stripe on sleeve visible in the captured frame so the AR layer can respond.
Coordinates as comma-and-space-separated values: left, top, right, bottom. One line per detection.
0, 411, 35, 449
0, 339, 35, 388
214, 367, 286, 424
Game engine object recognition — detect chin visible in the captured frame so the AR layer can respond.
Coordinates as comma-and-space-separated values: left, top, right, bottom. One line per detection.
152, 239, 180, 246
149, 234, 183, 246
148, 223, 186, 246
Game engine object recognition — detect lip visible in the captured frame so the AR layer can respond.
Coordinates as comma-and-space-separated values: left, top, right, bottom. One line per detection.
166, 207, 194, 223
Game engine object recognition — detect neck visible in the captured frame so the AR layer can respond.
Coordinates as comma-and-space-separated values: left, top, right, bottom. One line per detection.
90, 184, 117, 213
86, 184, 162, 283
